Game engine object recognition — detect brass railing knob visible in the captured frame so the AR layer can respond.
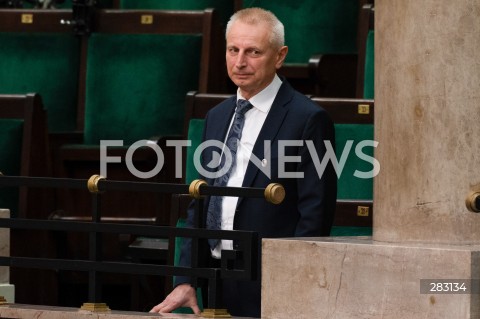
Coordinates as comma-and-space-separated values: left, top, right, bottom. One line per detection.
87, 175, 106, 194
189, 179, 207, 199
465, 191, 480, 213
264, 183, 285, 205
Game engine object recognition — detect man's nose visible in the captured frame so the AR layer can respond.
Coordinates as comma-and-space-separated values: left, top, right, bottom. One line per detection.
235, 52, 247, 68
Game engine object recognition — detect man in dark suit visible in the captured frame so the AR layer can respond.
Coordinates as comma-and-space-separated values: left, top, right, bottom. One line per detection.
151, 7, 336, 317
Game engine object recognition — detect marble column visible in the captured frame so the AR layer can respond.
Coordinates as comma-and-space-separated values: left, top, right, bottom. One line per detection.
374, 0, 480, 244
262, 0, 480, 318
0, 209, 14, 303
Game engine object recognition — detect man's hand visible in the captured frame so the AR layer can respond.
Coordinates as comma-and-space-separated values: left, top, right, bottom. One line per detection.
149, 283, 200, 315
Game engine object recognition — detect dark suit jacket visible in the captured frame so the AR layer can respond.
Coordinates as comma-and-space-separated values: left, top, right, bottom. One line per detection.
176, 80, 337, 317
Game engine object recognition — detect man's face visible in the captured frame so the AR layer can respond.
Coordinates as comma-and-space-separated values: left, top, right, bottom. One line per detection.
226, 20, 288, 99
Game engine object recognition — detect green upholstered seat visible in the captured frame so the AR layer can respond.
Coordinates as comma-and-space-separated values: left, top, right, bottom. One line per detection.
333, 123, 374, 236
363, 30, 375, 99
83, 34, 202, 145
0, 33, 80, 132
241, 0, 359, 63
335, 123, 374, 200
0, 119, 23, 214
185, 119, 205, 184
0, 93, 51, 219
328, 29, 375, 237
330, 226, 371, 236
120, 0, 233, 24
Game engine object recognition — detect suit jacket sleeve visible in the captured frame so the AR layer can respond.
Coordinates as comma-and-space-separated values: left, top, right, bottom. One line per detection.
294, 108, 337, 237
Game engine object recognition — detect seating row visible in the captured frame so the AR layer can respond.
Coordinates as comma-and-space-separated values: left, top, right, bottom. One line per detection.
0, 0, 373, 130
1, 0, 362, 64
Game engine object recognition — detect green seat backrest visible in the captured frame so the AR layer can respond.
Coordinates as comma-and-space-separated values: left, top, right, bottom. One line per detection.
0, 33, 80, 132
185, 119, 205, 183
84, 34, 202, 145
330, 226, 371, 236
333, 122, 374, 236
120, 0, 233, 24
335, 123, 374, 200
0, 119, 23, 215
363, 30, 375, 99
242, 0, 359, 63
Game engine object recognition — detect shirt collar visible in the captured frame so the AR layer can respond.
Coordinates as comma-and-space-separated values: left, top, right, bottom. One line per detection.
237, 74, 282, 114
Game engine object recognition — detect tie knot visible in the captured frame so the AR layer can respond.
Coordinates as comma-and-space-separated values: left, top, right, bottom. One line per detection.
236, 99, 253, 116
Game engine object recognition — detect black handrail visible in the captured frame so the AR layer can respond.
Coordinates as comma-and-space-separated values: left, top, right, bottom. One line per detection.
0, 174, 282, 311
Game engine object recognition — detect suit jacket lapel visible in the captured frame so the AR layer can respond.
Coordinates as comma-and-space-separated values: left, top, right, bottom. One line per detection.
202, 97, 236, 185
238, 81, 294, 205
212, 97, 236, 143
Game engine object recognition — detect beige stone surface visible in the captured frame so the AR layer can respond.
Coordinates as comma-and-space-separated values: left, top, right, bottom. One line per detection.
0, 304, 184, 318
262, 237, 480, 319
374, 0, 480, 243
0, 304, 257, 319
0, 209, 10, 284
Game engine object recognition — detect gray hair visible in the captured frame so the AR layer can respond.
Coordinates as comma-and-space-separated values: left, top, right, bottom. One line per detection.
225, 7, 285, 48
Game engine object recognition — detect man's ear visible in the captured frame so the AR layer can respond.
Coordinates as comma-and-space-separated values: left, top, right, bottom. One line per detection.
275, 46, 289, 69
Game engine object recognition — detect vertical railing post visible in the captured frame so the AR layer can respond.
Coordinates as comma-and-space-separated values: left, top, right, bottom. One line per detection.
81, 175, 110, 312
190, 198, 204, 288
188, 180, 228, 317
88, 192, 102, 303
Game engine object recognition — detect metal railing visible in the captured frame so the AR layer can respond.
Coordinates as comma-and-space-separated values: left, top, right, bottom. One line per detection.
0, 174, 284, 312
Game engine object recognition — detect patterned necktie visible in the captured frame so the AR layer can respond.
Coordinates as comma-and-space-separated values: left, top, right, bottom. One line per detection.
206, 99, 253, 249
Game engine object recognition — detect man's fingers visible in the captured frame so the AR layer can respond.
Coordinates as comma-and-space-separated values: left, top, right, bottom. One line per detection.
150, 302, 168, 313
150, 299, 179, 313
190, 304, 201, 315
150, 284, 198, 314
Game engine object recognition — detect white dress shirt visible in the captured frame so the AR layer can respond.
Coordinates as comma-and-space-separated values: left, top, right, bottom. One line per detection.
212, 74, 282, 258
